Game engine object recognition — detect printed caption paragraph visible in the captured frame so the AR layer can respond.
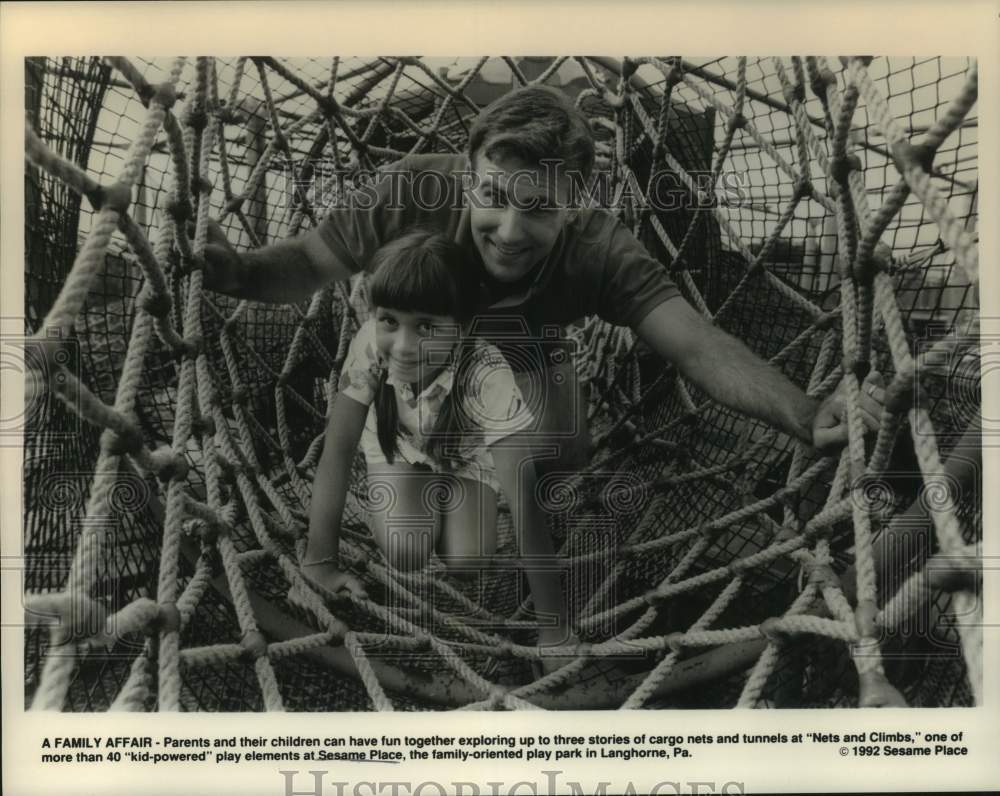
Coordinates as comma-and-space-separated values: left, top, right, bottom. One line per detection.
39, 729, 971, 766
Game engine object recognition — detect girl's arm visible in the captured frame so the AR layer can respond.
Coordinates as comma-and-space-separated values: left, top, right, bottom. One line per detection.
303, 392, 370, 597
490, 440, 572, 650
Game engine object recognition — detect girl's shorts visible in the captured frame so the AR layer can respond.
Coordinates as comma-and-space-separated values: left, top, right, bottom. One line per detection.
359, 424, 503, 496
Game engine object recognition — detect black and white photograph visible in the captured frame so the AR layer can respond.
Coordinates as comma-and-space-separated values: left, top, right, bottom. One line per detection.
3, 2, 998, 795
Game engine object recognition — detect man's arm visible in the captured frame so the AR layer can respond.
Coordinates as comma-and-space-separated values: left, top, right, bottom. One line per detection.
201, 156, 424, 303
201, 221, 353, 303
635, 297, 820, 444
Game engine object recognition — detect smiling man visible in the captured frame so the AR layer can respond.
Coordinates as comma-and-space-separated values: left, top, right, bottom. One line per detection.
201, 85, 882, 469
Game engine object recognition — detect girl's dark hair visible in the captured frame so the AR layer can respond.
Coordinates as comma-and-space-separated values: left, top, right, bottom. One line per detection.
469, 85, 596, 183
368, 229, 480, 467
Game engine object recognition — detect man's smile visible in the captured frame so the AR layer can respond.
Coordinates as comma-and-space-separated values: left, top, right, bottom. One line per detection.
490, 239, 530, 257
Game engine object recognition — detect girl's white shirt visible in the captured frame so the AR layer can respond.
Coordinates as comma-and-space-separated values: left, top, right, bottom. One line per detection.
338, 319, 534, 488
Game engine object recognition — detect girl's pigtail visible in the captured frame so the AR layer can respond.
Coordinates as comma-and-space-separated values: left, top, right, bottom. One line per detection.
428, 338, 470, 470
375, 368, 400, 464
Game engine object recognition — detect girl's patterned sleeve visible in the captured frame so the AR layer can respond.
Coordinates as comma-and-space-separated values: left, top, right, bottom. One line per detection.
462, 344, 535, 446
337, 319, 381, 406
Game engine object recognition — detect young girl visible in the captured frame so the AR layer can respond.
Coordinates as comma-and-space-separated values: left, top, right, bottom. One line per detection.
301, 228, 571, 658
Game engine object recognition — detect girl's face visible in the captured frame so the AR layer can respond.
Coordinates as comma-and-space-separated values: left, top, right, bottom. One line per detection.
374, 307, 461, 387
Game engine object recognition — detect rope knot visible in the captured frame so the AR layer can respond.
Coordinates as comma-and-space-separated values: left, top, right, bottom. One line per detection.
643, 589, 668, 607
665, 632, 685, 655
150, 446, 190, 483
193, 413, 217, 437
164, 195, 193, 223
151, 601, 182, 635
177, 252, 206, 278
488, 686, 508, 708
185, 518, 217, 543
829, 153, 862, 184
852, 251, 883, 285
231, 385, 251, 405
758, 617, 786, 644
727, 112, 747, 133
815, 310, 840, 331
213, 452, 238, 480
90, 181, 132, 215
774, 487, 800, 510
182, 107, 209, 132
842, 354, 869, 383
151, 82, 178, 110
807, 561, 840, 591
854, 599, 879, 639
191, 176, 213, 196
663, 64, 684, 90
101, 423, 144, 457
224, 196, 246, 215
318, 96, 340, 118
240, 629, 269, 661
809, 66, 837, 99
890, 140, 935, 176
602, 90, 626, 110
180, 334, 203, 358
138, 286, 172, 319
782, 82, 806, 107
216, 103, 245, 125
793, 176, 814, 200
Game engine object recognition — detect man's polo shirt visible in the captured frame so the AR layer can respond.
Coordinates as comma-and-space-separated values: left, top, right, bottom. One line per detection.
315, 153, 680, 358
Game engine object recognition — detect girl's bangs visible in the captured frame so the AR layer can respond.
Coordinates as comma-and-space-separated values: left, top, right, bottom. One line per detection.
370, 250, 464, 319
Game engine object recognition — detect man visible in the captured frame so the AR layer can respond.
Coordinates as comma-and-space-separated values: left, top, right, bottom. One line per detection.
200, 84, 881, 460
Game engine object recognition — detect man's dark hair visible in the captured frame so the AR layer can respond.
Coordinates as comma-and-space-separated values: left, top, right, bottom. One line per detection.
468, 85, 596, 182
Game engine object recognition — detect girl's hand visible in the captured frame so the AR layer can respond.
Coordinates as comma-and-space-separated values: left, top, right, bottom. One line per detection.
301, 561, 368, 600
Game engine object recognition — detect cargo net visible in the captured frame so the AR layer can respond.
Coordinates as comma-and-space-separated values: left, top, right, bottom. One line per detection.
22, 56, 981, 711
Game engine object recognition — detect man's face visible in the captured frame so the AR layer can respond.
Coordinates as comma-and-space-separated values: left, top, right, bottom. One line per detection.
468, 153, 575, 283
